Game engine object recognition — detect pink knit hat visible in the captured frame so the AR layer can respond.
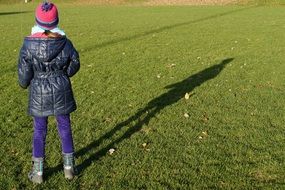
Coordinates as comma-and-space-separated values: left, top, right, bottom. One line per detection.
35, 1, 59, 30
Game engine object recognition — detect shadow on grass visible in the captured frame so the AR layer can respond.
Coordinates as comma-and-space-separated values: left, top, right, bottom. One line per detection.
45, 57, 234, 179
0, 11, 31, 16
83, 5, 257, 53
43, 58, 231, 178
77, 58, 233, 170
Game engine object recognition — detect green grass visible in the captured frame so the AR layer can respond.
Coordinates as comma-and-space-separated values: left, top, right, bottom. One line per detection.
1, 2, 285, 189
247, 0, 285, 5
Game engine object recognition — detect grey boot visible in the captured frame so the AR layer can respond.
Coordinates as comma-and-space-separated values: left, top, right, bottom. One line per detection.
28, 157, 44, 184
63, 153, 76, 180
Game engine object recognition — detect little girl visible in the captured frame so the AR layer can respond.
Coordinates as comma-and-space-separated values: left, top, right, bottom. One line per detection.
18, 1, 80, 183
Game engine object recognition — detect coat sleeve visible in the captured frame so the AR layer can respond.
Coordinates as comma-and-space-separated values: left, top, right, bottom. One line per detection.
66, 41, 80, 77
18, 44, 33, 89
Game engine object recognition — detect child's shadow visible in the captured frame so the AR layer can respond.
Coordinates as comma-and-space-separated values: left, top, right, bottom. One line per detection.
46, 58, 233, 177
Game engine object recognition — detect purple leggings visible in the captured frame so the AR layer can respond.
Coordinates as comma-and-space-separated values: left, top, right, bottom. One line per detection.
33, 114, 74, 158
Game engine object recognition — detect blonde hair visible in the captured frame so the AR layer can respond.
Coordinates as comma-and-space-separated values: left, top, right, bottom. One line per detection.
44, 30, 62, 38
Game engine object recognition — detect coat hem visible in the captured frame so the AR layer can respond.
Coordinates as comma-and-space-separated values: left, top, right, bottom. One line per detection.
28, 108, 76, 117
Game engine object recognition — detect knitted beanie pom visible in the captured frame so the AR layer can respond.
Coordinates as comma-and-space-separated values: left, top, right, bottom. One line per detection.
41, 2, 53, 12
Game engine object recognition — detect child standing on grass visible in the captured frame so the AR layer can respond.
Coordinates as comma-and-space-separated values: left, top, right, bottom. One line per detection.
18, 1, 80, 184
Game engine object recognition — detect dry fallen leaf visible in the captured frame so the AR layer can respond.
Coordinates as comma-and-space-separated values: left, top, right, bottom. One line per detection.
109, 148, 115, 155
104, 117, 112, 122
185, 93, 190, 100
167, 63, 176, 68
202, 114, 209, 122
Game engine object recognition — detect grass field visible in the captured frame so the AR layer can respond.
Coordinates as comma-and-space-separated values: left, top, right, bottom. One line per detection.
0, 1, 285, 189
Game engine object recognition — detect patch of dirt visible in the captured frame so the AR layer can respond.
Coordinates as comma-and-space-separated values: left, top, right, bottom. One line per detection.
74, 0, 126, 5
145, 0, 250, 6
74, 0, 250, 5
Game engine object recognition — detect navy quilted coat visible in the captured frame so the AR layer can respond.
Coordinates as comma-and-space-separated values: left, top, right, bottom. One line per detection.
18, 36, 80, 117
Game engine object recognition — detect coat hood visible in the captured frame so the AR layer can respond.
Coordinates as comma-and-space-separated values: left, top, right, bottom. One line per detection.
24, 37, 67, 62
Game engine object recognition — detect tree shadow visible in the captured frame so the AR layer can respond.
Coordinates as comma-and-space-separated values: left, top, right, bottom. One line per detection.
83, 5, 257, 53
45, 57, 234, 178
0, 11, 31, 16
